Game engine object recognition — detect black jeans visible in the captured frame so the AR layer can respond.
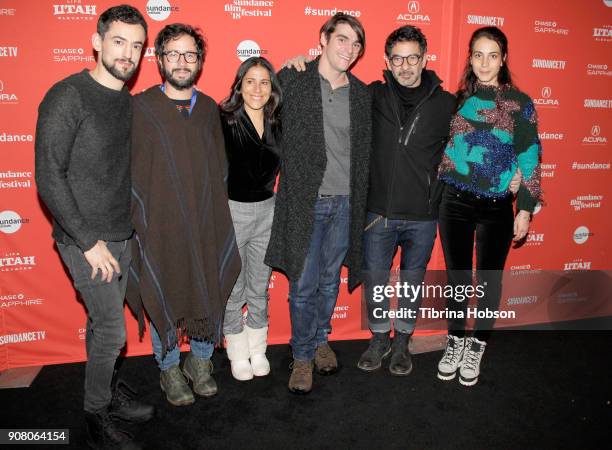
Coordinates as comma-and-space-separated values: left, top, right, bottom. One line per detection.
438, 184, 514, 342
57, 239, 132, 412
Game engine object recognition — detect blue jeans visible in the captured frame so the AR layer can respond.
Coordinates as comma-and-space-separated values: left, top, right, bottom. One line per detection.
289, 195, 350, 361
150, 324, 214, 371
363, 212, 437, 333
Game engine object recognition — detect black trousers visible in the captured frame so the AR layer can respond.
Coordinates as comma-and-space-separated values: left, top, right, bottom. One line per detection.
438, 184, 514, 342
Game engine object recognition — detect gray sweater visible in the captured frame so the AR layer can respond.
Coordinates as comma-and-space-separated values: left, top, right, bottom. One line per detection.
35, 70, 133, 251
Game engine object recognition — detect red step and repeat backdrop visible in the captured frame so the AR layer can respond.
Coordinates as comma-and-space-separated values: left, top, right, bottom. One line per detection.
1, 0, 610, 370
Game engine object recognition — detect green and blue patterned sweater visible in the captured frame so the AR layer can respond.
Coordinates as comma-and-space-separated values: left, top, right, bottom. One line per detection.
438, 83, 542, 212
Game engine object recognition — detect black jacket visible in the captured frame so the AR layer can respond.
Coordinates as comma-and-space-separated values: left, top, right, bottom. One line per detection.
221, 109, 280, 202
264, 58, 372, 291
367, 69, 456, 221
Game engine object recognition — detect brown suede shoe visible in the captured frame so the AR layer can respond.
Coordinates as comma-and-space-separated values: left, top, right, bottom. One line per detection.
288, 360, 313, 394
314, 343, 338, 375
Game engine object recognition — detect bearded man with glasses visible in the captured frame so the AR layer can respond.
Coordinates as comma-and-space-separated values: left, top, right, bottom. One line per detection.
127, 23, 240, 407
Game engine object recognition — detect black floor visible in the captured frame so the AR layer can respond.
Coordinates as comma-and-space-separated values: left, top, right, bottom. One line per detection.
1, 330, 611, 449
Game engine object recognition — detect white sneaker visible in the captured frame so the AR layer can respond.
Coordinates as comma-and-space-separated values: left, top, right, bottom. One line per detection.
437, 335, 465, 381
459, 337, 487, 386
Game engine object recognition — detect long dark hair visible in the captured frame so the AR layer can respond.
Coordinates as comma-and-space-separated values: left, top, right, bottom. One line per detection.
457, 26, 512, 108
220, 57, 282, 129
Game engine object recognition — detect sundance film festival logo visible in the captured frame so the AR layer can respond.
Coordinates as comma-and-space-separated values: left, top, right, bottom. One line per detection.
541, 163, 556, 178
587, 63, 612, 77
533, 86, 559, 108
570, 194, 603, 211
0, 293, 44, 309
0, 170, 32, 189
593, 25, 612, 42
467, 14, 504, 27
0, 80, 18, 104
236, 40, 268, 62
332, 304, 350, 320
308, 46, 322, 57
582, 125, 607, 145
146, 0, 179, 22
224, 0, 274, 20
0, 210, 29, 234
563, 259, 592, 271
532, 58, 566, 70
534, 20, 569, 35
0, 252, 36, 272
52, 48, 94, 63
53, 1, 97, 20
573, 226, 593, 245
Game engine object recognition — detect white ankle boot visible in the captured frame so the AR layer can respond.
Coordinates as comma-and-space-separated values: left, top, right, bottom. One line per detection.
225, 329, 253, 381
245, 325, 270, 377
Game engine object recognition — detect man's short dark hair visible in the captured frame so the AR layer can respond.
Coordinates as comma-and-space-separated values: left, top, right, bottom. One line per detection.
319, 13, 366, 58
97, 4, 147, 38
154, 23, 207, 63
385, 25, 427, 57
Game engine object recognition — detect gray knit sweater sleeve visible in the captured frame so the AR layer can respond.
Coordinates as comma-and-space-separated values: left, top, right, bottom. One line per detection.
35, 82, 97, 251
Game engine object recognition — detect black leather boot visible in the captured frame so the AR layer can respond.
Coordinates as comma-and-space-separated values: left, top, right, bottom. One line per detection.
357, 331, 391, 371
109, 379, 154, 423
389, 331, 413, 376
84, 407, 140, 450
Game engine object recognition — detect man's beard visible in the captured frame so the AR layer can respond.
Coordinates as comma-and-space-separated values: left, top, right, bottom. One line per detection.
102, 56, 137, 82
163, 65, 200, 90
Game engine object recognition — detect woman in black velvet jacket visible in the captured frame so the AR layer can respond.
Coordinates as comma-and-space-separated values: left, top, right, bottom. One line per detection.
219, 57, 282, 381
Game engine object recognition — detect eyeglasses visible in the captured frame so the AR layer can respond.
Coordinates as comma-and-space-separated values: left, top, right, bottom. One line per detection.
162, 51, 200, 63
389, 54, 423, 67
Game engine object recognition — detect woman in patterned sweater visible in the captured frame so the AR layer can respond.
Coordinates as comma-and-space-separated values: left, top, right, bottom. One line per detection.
436, 26, 542, 386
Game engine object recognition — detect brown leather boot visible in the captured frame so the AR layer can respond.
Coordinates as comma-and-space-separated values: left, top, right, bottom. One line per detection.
314, 343, 338, 375
288, 359, 313, 394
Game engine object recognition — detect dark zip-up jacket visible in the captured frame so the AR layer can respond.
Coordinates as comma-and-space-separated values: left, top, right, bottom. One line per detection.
367, 69, 456, 221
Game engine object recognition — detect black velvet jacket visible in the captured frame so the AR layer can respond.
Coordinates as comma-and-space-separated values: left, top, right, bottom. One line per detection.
222, 109, 280, 202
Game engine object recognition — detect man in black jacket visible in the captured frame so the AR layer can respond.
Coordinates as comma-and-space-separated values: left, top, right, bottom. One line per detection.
265, 13, 372, 394
357, 26, 456, 376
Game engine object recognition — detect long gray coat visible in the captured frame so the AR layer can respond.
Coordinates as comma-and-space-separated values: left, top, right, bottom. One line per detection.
264, 58, 372, 291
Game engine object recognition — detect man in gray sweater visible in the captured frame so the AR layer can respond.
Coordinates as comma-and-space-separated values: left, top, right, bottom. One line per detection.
35, 5, 152, 449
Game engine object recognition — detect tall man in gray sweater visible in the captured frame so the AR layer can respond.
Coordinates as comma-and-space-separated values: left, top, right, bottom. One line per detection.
265, 13, 372, 394
35, 5, 152, 449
